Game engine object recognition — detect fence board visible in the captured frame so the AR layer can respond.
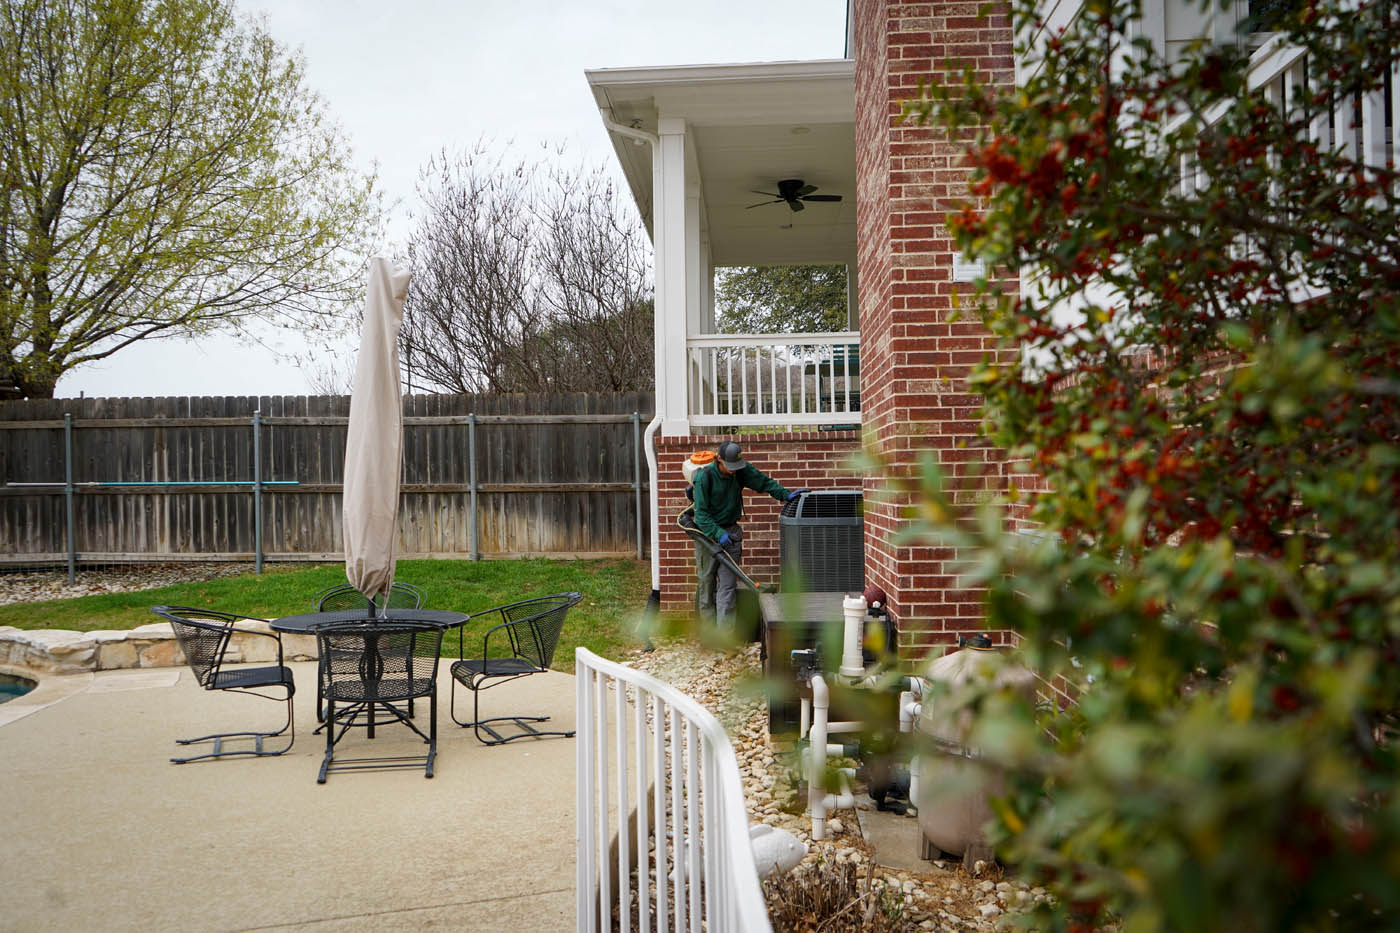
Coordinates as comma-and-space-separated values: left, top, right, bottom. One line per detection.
0, 392, 653, 565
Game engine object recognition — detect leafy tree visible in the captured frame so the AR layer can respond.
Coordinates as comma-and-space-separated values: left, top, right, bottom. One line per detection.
893, 0, 1400, 927
714, 264, 849, 334
0, 0, 381, 398
401, 144, 653, 394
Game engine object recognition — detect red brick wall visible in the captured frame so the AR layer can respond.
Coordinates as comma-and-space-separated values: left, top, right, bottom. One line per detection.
655, 433, 861, 610
854, 0, 1016, 665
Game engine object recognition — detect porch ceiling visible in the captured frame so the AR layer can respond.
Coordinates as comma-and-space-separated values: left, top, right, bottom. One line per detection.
585, 60, 856, 268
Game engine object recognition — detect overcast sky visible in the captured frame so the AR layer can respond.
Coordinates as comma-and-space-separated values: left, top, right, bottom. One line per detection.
55, 0, 848, 400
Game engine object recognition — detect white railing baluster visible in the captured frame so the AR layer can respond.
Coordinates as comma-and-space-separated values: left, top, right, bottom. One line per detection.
725, 352, 733, 417
670, 705, 685, 933
635, 686, 651, 933
686, 720, 702, 933
701, 740, 718, 929
740, 348, 749, 416
758, 346, 765, 414
576, 666, 595, 933
595, 672, 610, 930
784, 344, 794, 417
652, 694, 667, 929
616, 678, 631, 933
768, 348, 777, 415
575, 649, 771, 933
843, 344, 852, 413
1392, 62, 1399, 187
801, 344, 808, 414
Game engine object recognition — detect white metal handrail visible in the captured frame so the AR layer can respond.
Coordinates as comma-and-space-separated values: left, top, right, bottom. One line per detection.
686, 331, 861, 428
576, 647, 771, 933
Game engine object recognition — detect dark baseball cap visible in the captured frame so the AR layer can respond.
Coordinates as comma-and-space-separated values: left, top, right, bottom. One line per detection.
717, 441, 747, 471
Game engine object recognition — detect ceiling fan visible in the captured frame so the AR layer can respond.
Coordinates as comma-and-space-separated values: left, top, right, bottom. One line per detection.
746, 178, 843, 212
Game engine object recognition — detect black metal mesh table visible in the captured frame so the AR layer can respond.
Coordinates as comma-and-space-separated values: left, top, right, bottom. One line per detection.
270, 608, 471, 634
271, 609, 471, 738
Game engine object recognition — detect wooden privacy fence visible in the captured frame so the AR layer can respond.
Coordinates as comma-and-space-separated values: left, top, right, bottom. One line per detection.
0, 392, 654, 575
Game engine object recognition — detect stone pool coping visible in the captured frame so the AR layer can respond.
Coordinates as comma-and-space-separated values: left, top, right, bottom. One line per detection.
0, 621, 318, 676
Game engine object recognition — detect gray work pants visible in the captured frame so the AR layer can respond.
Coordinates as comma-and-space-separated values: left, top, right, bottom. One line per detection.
694, 523, 742, 627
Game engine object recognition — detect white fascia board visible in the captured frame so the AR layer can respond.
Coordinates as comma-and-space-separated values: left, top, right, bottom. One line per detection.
585, 58, 855, 90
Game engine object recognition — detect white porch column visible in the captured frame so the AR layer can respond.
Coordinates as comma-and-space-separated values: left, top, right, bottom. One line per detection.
845, 261, 858, 330
655, 117, 694, 436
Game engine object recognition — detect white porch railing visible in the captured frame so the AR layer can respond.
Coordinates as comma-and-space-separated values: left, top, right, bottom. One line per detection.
1173, 32, 1397, 189
575, 648, 771, 933
686, 332, 861, 428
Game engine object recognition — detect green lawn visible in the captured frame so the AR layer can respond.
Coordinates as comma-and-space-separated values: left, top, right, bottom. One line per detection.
0, 558, 656, 673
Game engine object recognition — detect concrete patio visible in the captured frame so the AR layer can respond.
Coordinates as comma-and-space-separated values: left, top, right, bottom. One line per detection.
0, 660, 578, 932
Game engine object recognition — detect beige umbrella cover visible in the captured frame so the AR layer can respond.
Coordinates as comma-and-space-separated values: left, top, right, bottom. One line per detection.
343, 256, 412, 603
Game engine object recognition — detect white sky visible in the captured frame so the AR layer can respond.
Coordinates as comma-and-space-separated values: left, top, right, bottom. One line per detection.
55, 0, 848, 399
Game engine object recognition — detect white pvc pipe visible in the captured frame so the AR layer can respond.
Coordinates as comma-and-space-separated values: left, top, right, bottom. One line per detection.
642, 413, 661, 591
909, 754, 920, 818
809, 674, 829, 841
839, 594, 866, 679
899, 678, 924, 816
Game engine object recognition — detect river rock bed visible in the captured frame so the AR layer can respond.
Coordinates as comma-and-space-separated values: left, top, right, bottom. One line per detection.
0, 563, 254, 606
622, 640, 1045, 931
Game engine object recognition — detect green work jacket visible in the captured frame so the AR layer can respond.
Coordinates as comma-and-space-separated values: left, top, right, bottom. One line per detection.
692, 463, 790, 541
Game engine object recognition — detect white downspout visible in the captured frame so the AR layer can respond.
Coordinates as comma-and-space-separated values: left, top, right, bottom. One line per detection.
601, 114, 664, 599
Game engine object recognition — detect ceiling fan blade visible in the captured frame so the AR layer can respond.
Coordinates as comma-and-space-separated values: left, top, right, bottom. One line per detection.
795, 184, 817, 197
801, 194, 843, 202
788, 199, 805, 212
749, 190, 781, 198
747, 198, 784, 209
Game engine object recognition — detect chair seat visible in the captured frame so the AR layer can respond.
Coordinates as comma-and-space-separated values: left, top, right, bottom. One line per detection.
211, 665, 296, 693
451, 657, 543, 687
323, 677, 435, 703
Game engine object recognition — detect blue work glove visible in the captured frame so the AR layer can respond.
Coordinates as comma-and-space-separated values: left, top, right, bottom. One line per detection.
786, 488, 811, 501
718, 532, 733, 548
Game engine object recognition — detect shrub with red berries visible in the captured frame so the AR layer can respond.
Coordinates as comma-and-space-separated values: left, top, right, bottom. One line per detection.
900, 0, 1400, 927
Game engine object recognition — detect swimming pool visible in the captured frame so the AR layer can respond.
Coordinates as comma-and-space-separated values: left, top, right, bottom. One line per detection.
0, 672, 36, 703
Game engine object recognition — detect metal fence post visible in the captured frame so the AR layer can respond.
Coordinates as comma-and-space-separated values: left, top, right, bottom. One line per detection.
64, 413, 75, 585
469, 412, 479, 560
253, 408, 263, 574
632, 411, 643, 560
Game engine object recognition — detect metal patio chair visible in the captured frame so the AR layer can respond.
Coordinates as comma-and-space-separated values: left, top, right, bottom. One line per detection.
151, 605, 296, 764
312, 581, 426, 723
449, 592, 584, 745
314, 581, 425, 615
316, 621, 444, 783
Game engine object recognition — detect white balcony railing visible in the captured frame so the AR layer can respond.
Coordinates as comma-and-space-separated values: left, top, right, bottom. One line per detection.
686, 332, 861, 428
576, 647, 771, 933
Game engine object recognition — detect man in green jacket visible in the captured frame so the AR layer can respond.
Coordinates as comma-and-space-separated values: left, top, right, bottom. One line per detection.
692, 441, 806, 628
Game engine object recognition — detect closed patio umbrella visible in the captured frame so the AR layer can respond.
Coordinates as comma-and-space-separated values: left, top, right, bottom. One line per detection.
342, 256, 412, 612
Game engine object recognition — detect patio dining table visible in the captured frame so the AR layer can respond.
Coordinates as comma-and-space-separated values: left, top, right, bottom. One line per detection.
270, 608, 471, 738
270, 608, 472, 635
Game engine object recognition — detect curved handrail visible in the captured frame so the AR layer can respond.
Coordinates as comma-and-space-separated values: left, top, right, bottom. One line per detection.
575, 647, 771, 933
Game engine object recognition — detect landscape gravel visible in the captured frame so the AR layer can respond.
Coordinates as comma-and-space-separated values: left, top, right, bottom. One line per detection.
0, 562, 255, 607
622, 639, 1045, 931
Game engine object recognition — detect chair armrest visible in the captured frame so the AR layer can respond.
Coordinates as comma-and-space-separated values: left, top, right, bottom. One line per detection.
469, 617, 529, 675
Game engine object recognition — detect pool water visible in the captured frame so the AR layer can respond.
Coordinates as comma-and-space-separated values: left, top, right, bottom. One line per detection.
0, 672, 36, 704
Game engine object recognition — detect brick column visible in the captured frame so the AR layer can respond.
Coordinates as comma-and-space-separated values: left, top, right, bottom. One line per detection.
854, 0, 1015, 663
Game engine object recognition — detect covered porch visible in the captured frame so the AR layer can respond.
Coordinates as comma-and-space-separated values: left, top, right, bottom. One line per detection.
585, 59, 860, 437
